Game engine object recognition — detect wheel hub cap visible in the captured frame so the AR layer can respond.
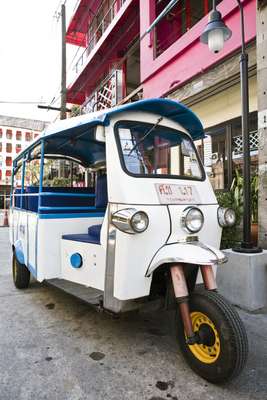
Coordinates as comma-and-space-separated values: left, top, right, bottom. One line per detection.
187, 311, 221, 364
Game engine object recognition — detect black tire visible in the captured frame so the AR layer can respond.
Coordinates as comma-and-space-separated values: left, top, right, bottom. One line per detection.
12, 252, 30, 289
175, 290, 248, 384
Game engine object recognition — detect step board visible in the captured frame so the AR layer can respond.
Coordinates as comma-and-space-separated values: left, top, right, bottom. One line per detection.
46, 279, 103, 306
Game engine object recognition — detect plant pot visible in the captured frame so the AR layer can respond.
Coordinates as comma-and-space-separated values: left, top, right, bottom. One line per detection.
251, 223, 258, 246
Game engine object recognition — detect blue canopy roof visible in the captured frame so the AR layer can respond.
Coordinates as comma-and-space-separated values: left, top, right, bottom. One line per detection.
43, 98, 204, 139
15, 98, 204, 166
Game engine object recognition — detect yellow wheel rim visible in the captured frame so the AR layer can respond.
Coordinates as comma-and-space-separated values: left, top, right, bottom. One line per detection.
187, 311, 221, 364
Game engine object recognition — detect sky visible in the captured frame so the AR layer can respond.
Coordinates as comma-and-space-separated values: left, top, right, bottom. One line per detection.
0, 0, 77, 123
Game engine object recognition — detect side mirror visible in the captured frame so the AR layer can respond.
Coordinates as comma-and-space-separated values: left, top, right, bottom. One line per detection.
95, 125, 105, 142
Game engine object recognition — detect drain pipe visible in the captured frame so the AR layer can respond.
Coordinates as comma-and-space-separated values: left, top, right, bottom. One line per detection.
140, 0, 180, 41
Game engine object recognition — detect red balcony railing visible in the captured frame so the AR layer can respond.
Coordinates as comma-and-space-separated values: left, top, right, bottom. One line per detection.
82, 69, 123, 113
72, 0, 127, 77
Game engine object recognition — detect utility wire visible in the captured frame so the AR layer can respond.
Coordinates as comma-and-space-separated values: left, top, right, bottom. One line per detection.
0, 100, 48, 104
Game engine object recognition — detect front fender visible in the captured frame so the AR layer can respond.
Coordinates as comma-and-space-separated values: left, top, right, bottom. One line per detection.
146, 242, 227, 277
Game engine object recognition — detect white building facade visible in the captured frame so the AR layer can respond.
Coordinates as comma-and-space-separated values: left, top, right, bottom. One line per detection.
0, 115, 48, 209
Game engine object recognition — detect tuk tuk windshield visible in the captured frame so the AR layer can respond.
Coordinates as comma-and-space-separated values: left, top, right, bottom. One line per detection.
116, 121, 204, 180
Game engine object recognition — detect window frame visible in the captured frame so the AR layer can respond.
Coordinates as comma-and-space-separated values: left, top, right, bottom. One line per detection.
114, 120, 206, 182
204, 111, 258, 192
153, 0, 222, 59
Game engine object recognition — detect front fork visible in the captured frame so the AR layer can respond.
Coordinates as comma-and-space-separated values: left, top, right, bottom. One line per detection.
170, 264, 217, 344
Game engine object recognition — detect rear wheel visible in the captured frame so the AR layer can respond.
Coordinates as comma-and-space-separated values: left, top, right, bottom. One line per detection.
12, 252, 30, 289
175, 290, 248, 383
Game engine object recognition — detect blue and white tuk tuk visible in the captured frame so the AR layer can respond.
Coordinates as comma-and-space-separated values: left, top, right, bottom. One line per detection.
9, 99, 248, 383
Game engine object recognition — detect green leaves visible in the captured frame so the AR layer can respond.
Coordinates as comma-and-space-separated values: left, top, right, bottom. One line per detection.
215, 170, 259, 248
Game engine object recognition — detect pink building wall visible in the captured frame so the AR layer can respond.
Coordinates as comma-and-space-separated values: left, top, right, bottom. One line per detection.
140, 0, 256, 99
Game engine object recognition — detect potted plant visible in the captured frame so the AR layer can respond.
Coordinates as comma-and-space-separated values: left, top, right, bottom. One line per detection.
216, 188, 242, 249
216, 170, 259, 248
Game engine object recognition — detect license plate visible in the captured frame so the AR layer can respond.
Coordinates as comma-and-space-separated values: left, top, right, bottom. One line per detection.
155, 183, 200, 204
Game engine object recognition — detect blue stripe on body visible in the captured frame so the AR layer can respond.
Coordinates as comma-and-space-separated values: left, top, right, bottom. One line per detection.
39, 206, 97, 211
38, 212, 105, 219
40, 192, 95, 198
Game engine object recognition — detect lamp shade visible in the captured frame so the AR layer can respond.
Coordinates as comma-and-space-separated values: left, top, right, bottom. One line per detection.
200, 10, 232, 53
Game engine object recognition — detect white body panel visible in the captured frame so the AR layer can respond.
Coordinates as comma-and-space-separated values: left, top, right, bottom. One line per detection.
10, 208, 105, 282
167, 204, 221, 248
112, 204, 170, 300
61, 240, 105, 290
60, 214, 108, 289
37, 216, 105, 281
27, 212, 38, 271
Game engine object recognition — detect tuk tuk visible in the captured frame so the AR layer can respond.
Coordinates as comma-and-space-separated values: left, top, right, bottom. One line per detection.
9, 98, 248, 383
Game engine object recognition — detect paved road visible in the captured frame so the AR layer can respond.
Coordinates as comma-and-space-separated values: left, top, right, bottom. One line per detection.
0, 228, 267, 400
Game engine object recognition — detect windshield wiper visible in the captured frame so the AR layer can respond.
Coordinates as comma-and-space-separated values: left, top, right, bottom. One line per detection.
127, 117, 163, 157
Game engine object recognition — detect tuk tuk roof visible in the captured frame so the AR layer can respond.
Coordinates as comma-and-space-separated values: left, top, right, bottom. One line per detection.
15, 98, 204, 166
42, 98, 204, 139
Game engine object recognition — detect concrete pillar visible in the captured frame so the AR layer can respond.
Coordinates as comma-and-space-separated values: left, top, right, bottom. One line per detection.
257, 0, 267, 248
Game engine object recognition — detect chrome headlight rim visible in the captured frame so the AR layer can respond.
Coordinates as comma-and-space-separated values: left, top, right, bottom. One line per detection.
130, 210, 149, 233
217, 207, 236, 228
181, 206, 204, 234
111, 208, 149, 234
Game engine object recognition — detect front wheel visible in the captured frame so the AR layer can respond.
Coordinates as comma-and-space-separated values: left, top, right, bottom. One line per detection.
175, 290, 248, 384
12, 252, 30, 289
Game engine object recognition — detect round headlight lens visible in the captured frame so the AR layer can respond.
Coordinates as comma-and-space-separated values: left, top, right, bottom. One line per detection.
130, 211, 149, 233
181, 207, 204, 233
218, 207, 236, 227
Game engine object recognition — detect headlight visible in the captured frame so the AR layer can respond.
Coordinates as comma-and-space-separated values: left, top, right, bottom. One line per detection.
217, 207, 236, 227
181, 207, 204, 233
111, 208, 149, 234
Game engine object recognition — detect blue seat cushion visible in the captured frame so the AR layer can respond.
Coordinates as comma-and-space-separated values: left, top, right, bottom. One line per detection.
62, 224, 102, 244
95, 175, 108, 208
62, 232, 100, 244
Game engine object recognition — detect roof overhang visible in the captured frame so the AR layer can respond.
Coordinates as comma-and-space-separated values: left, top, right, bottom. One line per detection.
66, 0, 102, 46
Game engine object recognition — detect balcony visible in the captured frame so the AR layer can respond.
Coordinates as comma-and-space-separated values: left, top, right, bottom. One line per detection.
82, 70, 123, 113
66, 0, 139, 105
69, 0, 129, 82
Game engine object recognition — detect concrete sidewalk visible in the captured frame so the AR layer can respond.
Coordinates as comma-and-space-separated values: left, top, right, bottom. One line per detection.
0, 228, 267, 400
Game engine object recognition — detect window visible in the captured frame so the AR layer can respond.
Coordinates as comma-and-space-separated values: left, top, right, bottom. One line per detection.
0, 143, 2, 152
16, 131, 22, 141
203, 112, 258, 191
12, 164, 22, 207
6, 129, 12, 140
34, 133, 39, 138
207, 127, 228, 190
0, 128, 2, 139
154, 0, 222, 57
116, 121, 204, 180
6, 143, 12, 153
6, 170, 11, 177
25, 132, 33, 141
16, 144, 22, 153
25, 159, 41, 187
6, 157, 12, 167
42, 159, 87, 187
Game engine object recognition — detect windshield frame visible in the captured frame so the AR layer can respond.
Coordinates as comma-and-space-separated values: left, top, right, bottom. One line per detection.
114, 120, 206, 181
